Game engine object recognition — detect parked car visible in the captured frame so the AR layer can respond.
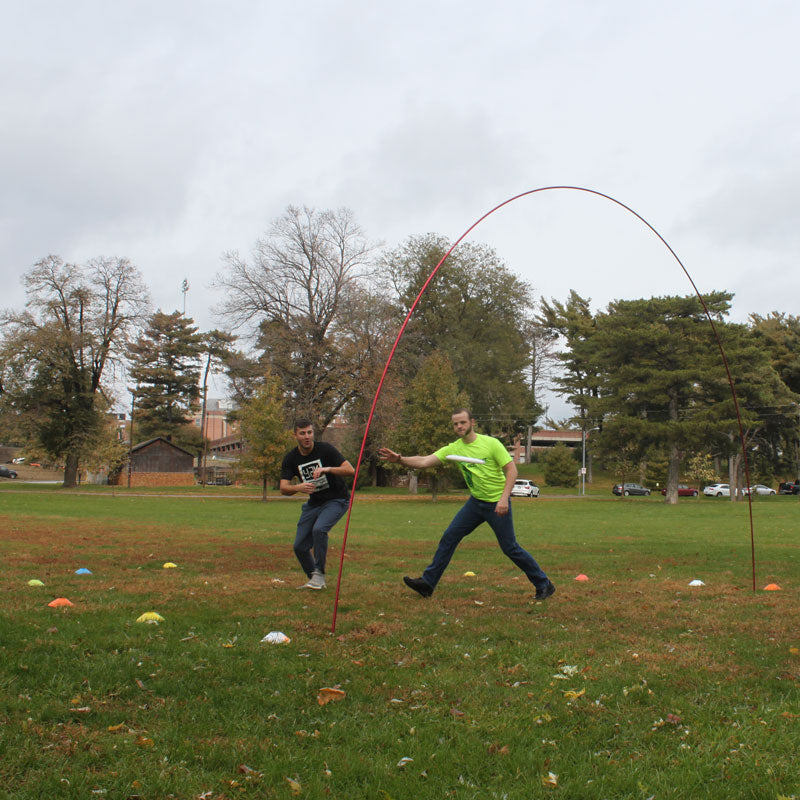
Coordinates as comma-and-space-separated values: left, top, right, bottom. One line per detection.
778, 481, 800, 495
612, 482, 651, 496
0, 465, 18, 479
703, 483, 730, 497
742, 484, 776, 496
660, 484, 699, 497
511, 479, 540, 498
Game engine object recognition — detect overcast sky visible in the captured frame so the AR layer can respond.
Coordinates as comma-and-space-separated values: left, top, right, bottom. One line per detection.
3, 1, 799, 417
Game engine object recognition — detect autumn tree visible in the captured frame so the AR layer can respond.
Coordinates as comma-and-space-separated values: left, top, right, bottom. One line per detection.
394, 350, 470, 499
0, 256, 149, 487
238, 370, 290, 500
215, 205, 378, 432
383, 234, 540, 436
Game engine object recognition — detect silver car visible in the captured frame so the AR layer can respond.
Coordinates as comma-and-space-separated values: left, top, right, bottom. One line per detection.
743, 484, 776, 496
511, 479, 540, 498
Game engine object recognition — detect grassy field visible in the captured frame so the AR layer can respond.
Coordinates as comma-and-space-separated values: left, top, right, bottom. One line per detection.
1, 487, 798, 799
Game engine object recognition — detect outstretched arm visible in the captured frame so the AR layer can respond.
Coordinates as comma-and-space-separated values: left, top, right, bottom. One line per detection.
379, 447, 441, 470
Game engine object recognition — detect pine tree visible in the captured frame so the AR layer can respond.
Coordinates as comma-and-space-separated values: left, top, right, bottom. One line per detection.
128, 310, 205, 452
590, 293, 732, 504
543, 443, 578, 487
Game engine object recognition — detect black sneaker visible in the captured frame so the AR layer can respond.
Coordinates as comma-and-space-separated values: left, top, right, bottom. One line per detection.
403, 576, 433, 597
535, 580, 556, 601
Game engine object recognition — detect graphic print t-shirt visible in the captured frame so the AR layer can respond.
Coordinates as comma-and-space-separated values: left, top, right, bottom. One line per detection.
280, 441, 350, 507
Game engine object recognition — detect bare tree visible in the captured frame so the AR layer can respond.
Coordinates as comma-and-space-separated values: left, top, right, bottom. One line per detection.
214, 206, 378, 431
525, 307, 560, 406
0, 256, 149, 487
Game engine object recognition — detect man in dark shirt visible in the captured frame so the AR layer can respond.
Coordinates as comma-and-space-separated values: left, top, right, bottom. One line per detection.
280, 419, 355, 589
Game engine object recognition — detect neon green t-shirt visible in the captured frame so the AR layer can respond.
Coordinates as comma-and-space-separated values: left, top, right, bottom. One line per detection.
434, 434, 512, 502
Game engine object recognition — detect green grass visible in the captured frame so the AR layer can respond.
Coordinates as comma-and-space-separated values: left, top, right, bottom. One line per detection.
1, 490, 799, 798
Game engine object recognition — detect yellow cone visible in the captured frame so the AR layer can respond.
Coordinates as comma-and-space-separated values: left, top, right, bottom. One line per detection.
136, 611, 165, 623
162, 562, 177, 569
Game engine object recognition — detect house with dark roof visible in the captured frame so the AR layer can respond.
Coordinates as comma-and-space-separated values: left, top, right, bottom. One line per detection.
112, 437, 197, 487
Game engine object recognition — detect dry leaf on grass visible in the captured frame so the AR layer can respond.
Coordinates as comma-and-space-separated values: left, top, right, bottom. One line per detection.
317, 687, 346, 706
542, 771, 559, 787
285, 777, 302, 795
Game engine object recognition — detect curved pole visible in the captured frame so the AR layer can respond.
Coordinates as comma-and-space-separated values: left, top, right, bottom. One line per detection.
331, 186, 756, 633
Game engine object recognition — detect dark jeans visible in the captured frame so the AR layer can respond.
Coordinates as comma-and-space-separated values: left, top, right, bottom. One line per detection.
293, 498, 348, 576
421, 496, 548, 591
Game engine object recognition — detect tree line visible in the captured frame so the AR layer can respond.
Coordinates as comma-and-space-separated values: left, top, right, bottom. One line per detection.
1, 205, 798, 499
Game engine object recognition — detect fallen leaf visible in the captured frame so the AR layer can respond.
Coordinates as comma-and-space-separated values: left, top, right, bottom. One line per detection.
563, 688, 586, 701
107, 723, 127, 732
136, 736, 154, 749
317, 687, 346, 706
789, 647, 800, 656
542, 771, 559, 788
237, 764, 262, 777
285, 777, 302, 795
397, 757, 413, 768
488, 743, 510, 755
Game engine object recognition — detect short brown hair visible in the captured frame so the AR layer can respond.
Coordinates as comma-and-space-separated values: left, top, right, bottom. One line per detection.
293, 418, 313, 431
451, 408, 473, 419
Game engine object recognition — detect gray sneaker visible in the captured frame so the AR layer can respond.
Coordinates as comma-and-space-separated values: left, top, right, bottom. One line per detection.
303, 570, 326, 590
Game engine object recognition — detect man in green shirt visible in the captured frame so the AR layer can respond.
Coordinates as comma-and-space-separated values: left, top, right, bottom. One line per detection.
379, 409, 555, 600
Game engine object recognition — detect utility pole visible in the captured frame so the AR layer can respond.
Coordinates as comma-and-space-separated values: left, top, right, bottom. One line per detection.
127, 392, 135, 489
181, 279, 189, 315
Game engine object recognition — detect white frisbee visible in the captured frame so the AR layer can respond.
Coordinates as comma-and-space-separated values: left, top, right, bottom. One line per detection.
446, 454, 485, 465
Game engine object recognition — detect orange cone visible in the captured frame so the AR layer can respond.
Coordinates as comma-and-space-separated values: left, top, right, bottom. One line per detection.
763, 583, 781, 591
48, 598, 74, 608
575, 574, 589, 582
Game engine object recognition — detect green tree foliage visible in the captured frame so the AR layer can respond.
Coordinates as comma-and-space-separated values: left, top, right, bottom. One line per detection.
589, 293, 733, 504
215, 206, 379, 433
701, 321, 797, 498
538, 291, 600, 478
0, 256, 149, 487
383, 234, 540, 436
538, 290, 600, 423
395, 350, 469, 499
238, 371, 290, 500
543, 443, 578, 487
128, 310, 205, 452
749, 312, 800, 478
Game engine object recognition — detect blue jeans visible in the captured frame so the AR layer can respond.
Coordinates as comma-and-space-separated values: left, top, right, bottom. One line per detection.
293, 498, 348, 576
421, 496, 548, 591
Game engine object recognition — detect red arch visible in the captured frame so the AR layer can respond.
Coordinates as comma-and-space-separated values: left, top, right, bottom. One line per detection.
330, 186, 756, 633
